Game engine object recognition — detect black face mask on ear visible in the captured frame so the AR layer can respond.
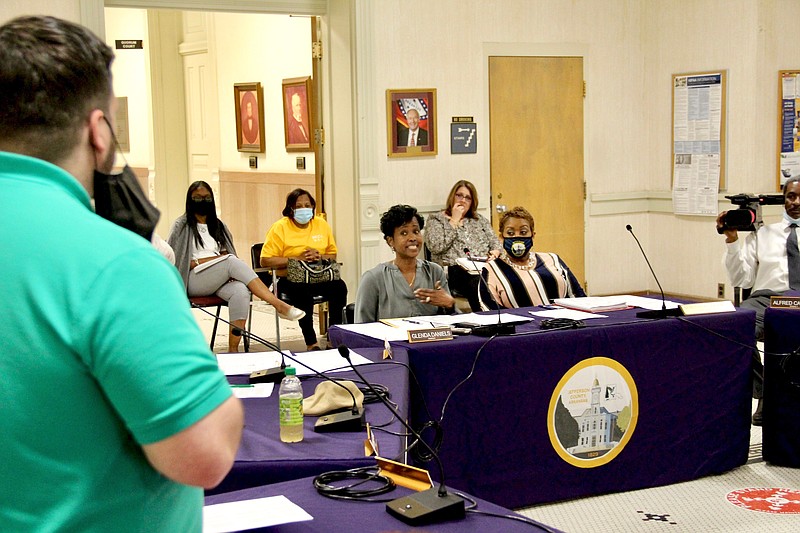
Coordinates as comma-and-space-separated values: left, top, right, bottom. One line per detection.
93, 165, 160, 240
93, 116, 160, 240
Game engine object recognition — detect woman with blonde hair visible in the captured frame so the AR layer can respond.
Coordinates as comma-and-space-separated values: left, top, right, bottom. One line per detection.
425, 180, 501, 311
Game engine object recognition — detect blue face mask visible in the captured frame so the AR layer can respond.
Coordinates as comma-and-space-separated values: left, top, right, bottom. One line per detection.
784, 211, 800, 224
503, 236, 533, 258
293, 207, 314, 224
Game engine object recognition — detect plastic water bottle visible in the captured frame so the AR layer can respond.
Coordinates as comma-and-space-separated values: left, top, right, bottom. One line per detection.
279, 366, 304, 442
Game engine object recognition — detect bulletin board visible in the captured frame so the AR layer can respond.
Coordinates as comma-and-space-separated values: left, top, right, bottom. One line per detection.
778, 70, 800, 191
671, 71, 727, 216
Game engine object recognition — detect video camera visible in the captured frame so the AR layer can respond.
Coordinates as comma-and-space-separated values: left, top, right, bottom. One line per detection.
717, 193, 784, 234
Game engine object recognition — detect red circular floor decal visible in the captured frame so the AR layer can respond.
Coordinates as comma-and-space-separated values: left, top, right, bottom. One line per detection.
727, 488, 800, 514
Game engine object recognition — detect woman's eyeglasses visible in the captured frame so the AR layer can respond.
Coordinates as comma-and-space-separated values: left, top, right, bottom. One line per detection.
191, 197, 213, 203
454, 193, 472, 201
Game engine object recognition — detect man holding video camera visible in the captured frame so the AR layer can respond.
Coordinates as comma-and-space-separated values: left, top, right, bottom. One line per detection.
716, 177, 800, 424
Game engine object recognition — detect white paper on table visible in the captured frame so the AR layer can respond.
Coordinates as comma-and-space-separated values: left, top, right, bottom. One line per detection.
216, 352, 281, 376
289, 348, 373, 376
553, 296, 630, 312
203, 495, 312, 532
529, 308, 608, 320
379, 317, 455, 329
624, 295, 680, 310
230, 383, 274, 398
335, 322, 411, 341
445, 312, 533, 326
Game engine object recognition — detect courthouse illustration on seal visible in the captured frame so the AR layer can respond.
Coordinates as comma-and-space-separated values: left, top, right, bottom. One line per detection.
548, 357, 638, 468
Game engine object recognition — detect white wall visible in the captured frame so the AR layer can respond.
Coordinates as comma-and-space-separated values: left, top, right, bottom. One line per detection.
105, 8, 153, 169
0, 1, 79, 22
5, 0, 800, 301
639, 0, 800, 299
353, 0, 800, 299
103, 9, 313, 178
213, 12, 314, 172
355, 0, 655, 293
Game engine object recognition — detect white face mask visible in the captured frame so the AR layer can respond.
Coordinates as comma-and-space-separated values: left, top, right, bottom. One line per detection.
784, 211, 800, 224
293, 207, 314, 224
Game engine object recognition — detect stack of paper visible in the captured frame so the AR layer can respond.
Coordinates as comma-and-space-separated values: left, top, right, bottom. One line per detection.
553, 296, 630, 313
454, 257, 487, 274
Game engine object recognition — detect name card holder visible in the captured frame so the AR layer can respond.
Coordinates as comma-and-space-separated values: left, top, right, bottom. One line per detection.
407, 327, 454, 343
679, 300, 736, 315
770, 295, 800, 309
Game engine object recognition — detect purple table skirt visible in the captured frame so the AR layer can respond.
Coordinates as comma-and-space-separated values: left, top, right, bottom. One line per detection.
329, 304, 755, 508
763, 306, 800, 466
208, 348, 409, 495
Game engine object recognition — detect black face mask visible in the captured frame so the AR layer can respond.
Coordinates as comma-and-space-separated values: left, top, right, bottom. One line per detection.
503, 236, 533, 258
191, 198, 215, 216
93, 164, 160, 240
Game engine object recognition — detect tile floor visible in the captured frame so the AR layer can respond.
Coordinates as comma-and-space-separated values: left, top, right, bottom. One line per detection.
516, 417, 800, 532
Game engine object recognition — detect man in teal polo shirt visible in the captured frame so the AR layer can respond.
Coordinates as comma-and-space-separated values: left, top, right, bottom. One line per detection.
0, 16, 243, 531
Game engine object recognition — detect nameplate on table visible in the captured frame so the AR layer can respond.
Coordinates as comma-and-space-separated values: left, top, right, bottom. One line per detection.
407, 327, 453, 343
679, 300, 736, 315
770, 295, 800, 309
376, 456, 433, 491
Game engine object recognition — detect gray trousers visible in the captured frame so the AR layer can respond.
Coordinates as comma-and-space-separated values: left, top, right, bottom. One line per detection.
187, 255, 257, 321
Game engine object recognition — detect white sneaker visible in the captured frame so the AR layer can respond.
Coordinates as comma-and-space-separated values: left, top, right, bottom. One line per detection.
278, 307, 305, 321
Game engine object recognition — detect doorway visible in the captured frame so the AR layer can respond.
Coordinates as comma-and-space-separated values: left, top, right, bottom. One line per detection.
488, 56, 585, 288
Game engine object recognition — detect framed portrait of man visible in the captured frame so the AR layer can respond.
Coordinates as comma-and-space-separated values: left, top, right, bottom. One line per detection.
386, 88, 437, 158
282, 76, 313, 152
234, 82, 265, 153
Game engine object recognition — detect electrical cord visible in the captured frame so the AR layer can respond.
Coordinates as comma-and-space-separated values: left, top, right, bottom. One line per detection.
313, 466, 396, 501
359, 382, 391, 405
539, 318, 585, 329
407, 419, 444, 464
439, 337, 494, 425
672, 316, 779, 356
348, 358, 445, 459
451, 491, 560, 531
357, 381, 398, 428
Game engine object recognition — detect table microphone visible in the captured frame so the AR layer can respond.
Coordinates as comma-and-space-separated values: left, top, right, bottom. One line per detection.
337, 345, 465, 526
234, 326, 365, 432
192, 305, 365, 432
191, 301, 285, 382
625, 224, 681, 319
461, 248, 516, 336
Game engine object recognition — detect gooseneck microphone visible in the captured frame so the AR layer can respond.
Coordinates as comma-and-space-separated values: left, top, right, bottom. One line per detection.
193, 305, 365, 431
238, 326, 365, 432
625, 224, 681, 319
234, 325, 286, 384
191, 302, 285, 383
337, 345, 465, 526
461, 247, 517, 336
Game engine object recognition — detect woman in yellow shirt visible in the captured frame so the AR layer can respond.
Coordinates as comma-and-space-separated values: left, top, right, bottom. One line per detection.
260, 188, 348, 350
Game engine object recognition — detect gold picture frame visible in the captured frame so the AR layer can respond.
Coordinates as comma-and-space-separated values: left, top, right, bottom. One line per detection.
282, 76, 313, 152
234, 82, 265, 153
386, 88, 437, 158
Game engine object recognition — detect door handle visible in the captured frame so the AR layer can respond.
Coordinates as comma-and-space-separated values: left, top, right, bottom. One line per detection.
496, 204, 507, 213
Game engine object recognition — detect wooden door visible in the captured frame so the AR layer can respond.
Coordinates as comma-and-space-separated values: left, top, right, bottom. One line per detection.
489, 56, 585, 288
